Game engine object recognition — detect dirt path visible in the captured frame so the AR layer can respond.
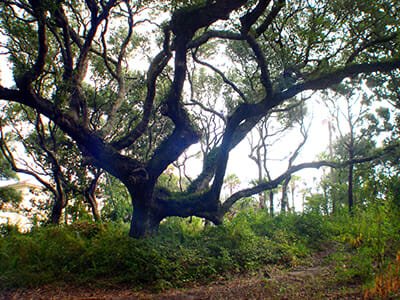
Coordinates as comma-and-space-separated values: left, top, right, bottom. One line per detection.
1, 251, 363, 300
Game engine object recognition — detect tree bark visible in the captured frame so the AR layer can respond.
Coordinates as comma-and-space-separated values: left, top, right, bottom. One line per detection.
259, 192, 266, 209
84, 172, 102, 222
348, 161, 354, 213
129, 203, 161, 238
86, 192, 101, 222
127, 181, 163, 238
269, 190, 274, 217
280, 177, 290, 213
50, 197, 63, 224
348, 121, 355, 213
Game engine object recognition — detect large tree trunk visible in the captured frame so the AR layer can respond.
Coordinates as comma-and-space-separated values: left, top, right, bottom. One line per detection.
129, 204, 162, 238
127, 182, 163, 238
126, 179, 224, 238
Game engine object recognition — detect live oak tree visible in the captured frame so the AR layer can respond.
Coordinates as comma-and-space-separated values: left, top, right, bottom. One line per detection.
1, 0, 400, 237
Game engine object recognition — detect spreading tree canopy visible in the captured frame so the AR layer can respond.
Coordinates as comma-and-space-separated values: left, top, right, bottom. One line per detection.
0, 0, 399, 237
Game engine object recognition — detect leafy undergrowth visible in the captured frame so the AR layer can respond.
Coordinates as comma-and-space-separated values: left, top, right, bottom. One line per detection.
0, 211, 327, 291
1, 204, 400, 299
328, 203, 400, 298
364, 251, 400, 299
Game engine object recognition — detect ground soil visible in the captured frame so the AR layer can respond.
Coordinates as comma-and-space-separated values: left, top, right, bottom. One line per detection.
0, 248, 363, 300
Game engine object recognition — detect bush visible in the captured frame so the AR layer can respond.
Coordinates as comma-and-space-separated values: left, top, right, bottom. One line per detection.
329, 201, 400, 285
0, 223, 20, 237
0, 212, 333, 290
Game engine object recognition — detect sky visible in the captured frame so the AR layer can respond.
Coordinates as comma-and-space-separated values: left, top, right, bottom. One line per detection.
225, 97, 331, 210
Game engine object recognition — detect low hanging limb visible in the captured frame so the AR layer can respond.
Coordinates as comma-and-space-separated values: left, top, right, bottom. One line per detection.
220, 142, 400, 214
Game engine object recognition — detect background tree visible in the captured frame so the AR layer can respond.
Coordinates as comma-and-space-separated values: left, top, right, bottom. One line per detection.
101, 173, 131, 223
247, 97, 309, 214
319, 78, 395, 212
0, 143, 22, 209
0, 104, 101, 223
316, 139, 400, 215
1, 0, 400, 237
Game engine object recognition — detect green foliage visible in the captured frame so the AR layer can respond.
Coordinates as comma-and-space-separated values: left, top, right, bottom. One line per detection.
0, 151, 16, 181
246, 210, 333, 251
66, 200, 95, 223
0, 223, 20, 237
304, 193, 329, 215
329, 201, 400, 284
101, 175, 131, 223
0, 211, 331, 290
0, 152, 22, 208
1, 206, 399, 291
0, 186, 22, 208
157, 169, 187, 192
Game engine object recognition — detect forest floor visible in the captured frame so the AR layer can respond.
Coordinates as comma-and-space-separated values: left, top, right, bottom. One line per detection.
0, 246, 363, 300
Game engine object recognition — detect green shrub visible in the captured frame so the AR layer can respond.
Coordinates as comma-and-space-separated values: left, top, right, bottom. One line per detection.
329, 201, 400, 284
0, 223, 20, 237
0, 212, 334, 290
